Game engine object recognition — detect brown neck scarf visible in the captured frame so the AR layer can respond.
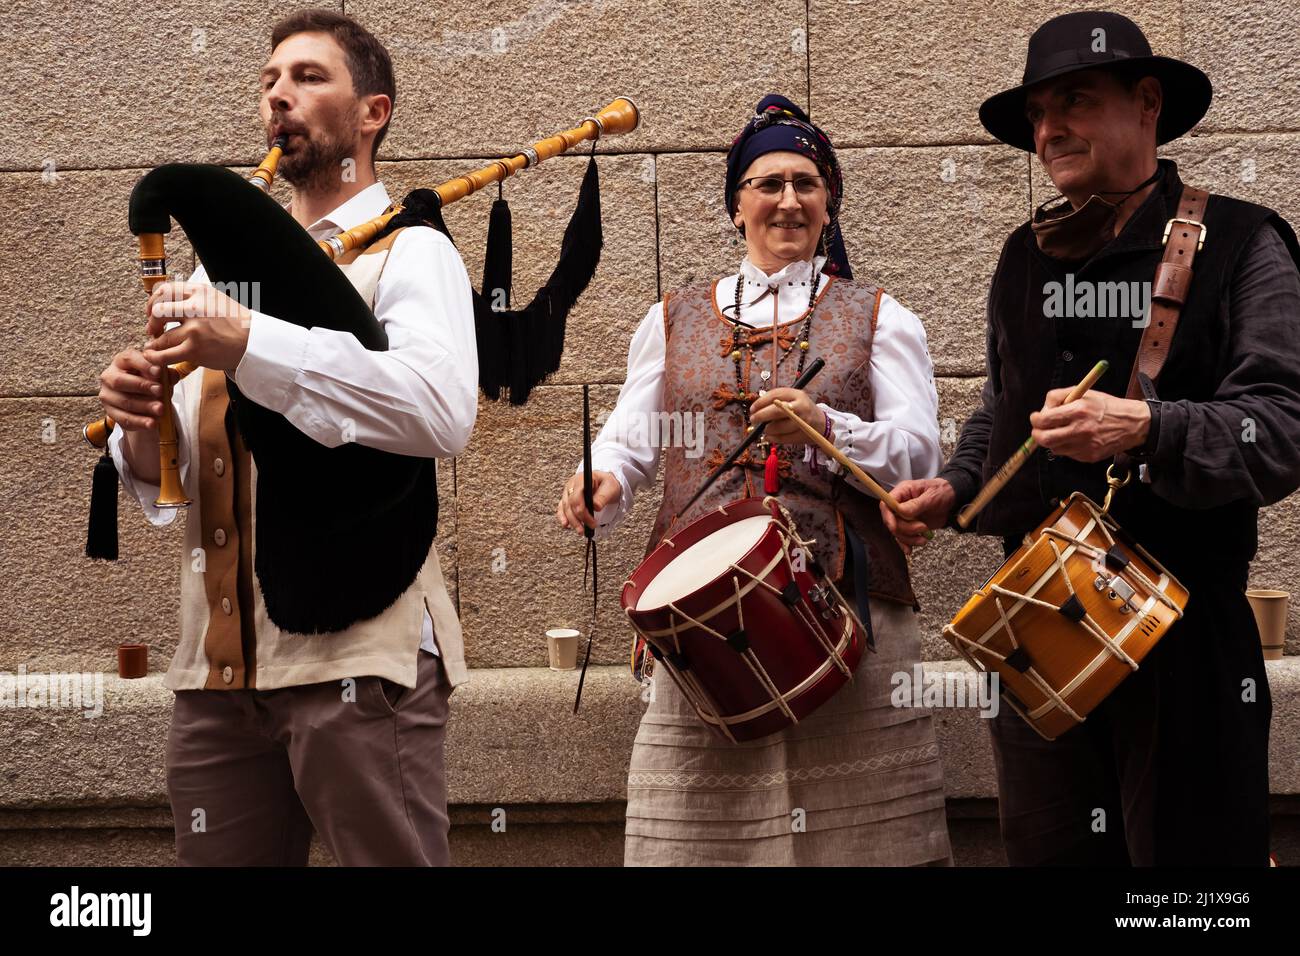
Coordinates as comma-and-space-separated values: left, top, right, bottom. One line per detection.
1031, 166, 1163, 260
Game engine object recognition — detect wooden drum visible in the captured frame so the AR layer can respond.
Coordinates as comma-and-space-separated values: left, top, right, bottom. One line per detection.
622, 497, 866, 742
943, 492, 1189, 740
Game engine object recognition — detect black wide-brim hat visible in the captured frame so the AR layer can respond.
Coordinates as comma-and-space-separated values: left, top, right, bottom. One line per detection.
979, 11, 1212, 152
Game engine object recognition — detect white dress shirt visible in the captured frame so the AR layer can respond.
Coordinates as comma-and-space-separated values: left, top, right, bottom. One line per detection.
109, 181, 478, 654
579, 255, 941, 539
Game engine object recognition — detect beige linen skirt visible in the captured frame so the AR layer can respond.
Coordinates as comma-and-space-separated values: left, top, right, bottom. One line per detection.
624, 598, 953, 866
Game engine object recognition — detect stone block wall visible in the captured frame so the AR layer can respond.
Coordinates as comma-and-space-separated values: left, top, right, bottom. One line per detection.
1, 0, 1296, 864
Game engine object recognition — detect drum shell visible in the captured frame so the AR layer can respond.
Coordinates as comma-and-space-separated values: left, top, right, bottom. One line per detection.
623, 498, 864, 742
945, 493, 1189, 740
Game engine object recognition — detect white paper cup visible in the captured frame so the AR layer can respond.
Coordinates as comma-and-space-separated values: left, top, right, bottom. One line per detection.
1246, 590, 1289, 661
546, 628, 581, 670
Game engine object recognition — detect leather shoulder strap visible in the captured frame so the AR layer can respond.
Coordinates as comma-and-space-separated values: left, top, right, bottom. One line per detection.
1123, 185, 1209, 399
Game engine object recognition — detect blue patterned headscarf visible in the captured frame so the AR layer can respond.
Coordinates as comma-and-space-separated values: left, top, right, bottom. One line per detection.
725, 93, 851, 278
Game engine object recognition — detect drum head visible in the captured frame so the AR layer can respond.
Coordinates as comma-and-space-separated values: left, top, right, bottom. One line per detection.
634, 515, 771, 611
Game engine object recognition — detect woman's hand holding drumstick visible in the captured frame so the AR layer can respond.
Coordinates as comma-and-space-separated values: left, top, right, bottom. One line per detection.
770, 399, 933, 541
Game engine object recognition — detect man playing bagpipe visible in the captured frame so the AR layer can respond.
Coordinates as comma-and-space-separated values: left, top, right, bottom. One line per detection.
96, 9, 476, 866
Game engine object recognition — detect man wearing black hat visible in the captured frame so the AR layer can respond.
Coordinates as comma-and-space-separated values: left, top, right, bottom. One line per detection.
883, 11, 1300, 865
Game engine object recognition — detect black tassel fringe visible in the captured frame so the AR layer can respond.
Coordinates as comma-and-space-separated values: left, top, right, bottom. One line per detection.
378, 154, 603, 406
86, 451, 119, 561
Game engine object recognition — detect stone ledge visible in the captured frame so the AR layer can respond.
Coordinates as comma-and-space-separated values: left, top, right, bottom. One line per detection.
5, 800, 1298, 866
1, 660, 1297, 812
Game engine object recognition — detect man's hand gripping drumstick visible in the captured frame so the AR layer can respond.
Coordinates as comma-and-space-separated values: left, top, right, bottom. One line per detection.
770, 399, 934, 544
955, 359, 1109, 528
873, 360, 1111, 554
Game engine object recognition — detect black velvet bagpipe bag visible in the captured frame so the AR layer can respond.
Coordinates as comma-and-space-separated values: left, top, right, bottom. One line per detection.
129, 164, 437, 635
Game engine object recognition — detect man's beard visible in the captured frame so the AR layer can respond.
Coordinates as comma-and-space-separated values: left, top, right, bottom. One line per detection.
278, 128, 358, 194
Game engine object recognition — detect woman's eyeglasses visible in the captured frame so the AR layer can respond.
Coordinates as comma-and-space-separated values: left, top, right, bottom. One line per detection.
739, 175, 827, 197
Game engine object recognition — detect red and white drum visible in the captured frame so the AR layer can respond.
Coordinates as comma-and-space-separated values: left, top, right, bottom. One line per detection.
621, 496, 865, 742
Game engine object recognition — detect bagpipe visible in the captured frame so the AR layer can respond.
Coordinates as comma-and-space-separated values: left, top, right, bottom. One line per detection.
84, 97, 640, 635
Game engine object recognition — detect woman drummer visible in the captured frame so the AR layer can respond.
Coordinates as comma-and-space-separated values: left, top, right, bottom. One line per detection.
555, 94, 952, 866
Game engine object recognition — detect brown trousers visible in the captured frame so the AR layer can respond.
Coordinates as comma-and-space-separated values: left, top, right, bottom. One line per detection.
167, 649, 452, 866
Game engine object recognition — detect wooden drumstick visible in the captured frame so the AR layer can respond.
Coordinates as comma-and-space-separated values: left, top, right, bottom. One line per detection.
956, 359, 1109, 529
771, 399, 933, 540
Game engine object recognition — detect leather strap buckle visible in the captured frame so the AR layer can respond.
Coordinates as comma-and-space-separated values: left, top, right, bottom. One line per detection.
1162, 216, 1207, 251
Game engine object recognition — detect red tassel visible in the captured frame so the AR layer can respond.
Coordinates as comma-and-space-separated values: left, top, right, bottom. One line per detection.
764, 444, 780, 495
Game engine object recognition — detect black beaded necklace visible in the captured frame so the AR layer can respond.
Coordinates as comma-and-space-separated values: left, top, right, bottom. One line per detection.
723, 258, 827, 495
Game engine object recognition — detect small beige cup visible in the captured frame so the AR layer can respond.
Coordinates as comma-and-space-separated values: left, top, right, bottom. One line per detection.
1246, 590, 1289, 661
546, 628, 581, 670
